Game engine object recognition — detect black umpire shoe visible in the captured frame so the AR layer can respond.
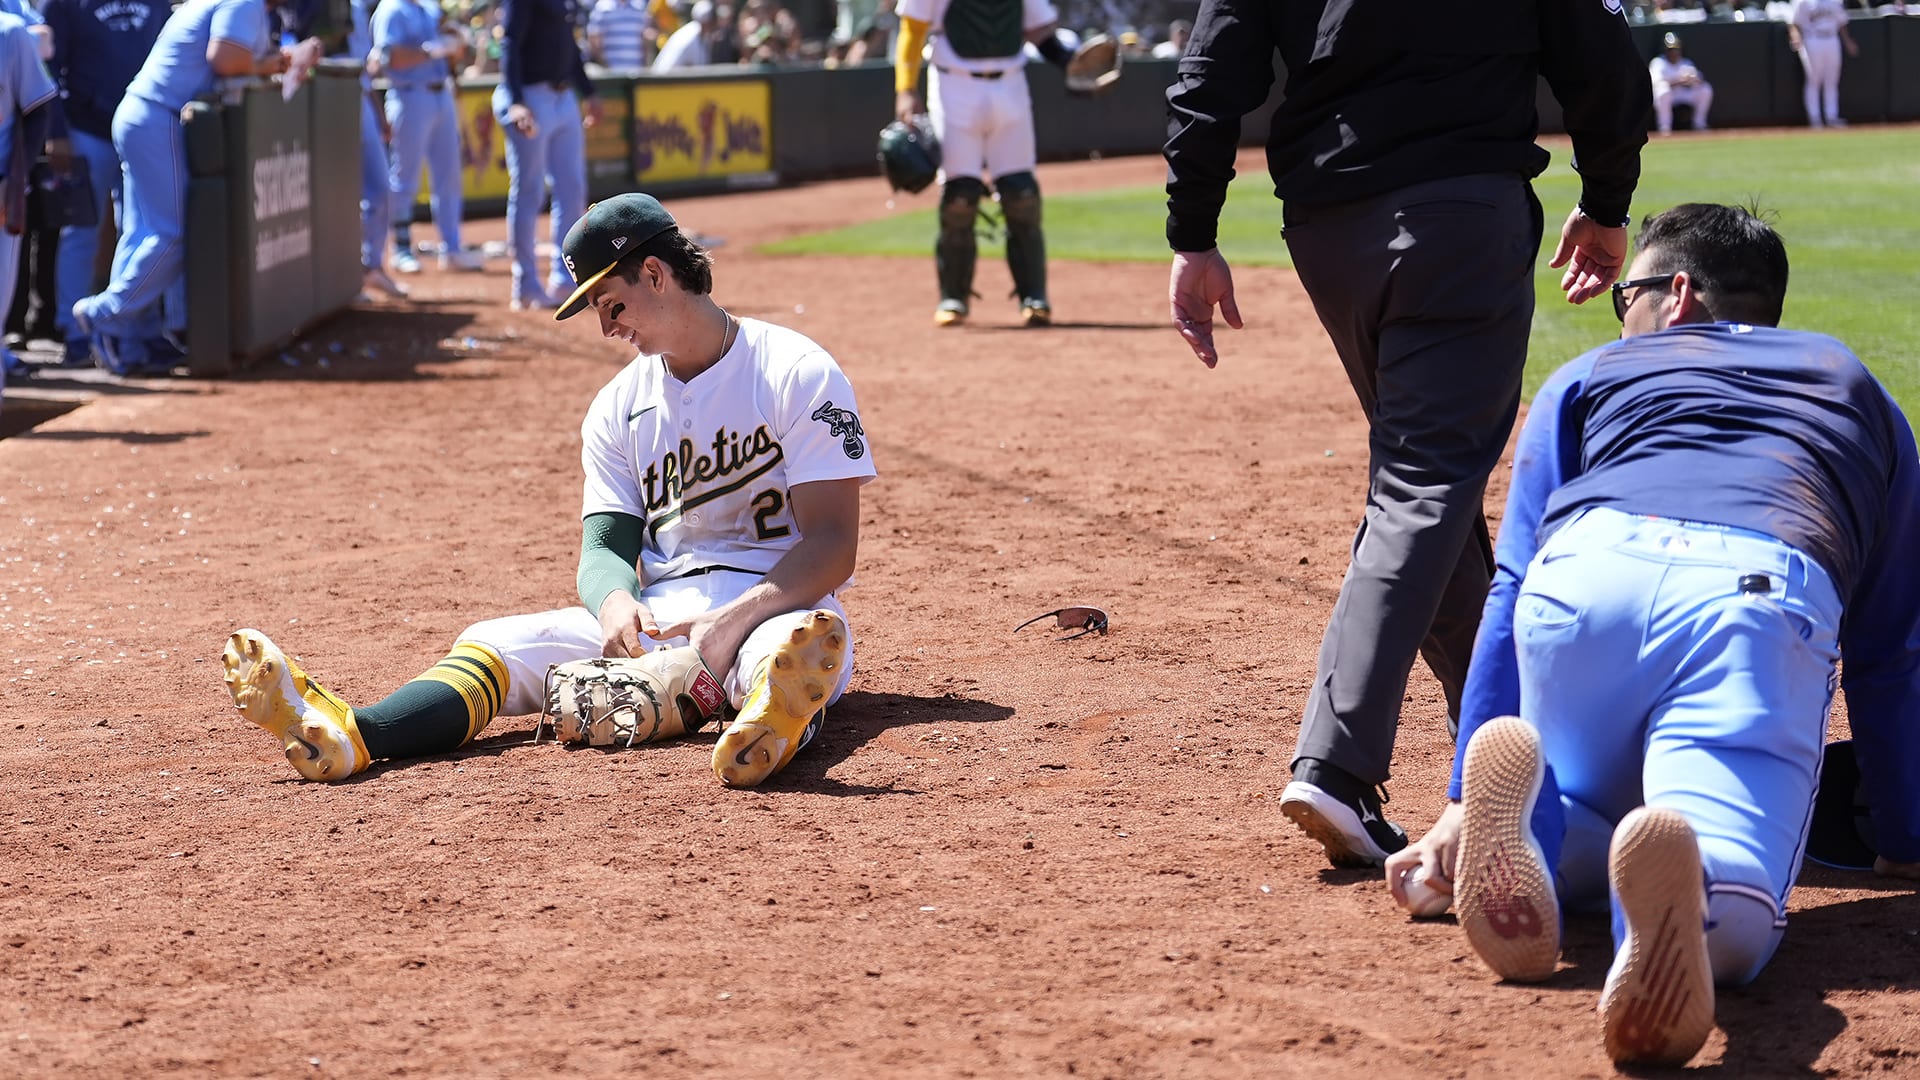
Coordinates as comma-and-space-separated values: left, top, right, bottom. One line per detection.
1280, 759, 1408, 868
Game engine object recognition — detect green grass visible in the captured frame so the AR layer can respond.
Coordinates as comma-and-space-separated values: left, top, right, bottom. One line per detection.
766, 127, 1920, 410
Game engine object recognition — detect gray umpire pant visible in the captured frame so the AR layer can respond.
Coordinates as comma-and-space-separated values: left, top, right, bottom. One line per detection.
1283, 172, 1543, 787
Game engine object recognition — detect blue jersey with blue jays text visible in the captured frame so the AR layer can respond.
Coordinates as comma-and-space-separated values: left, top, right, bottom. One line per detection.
1454, 323, 1920, 858
123, 0, 272, 112
41, 0, 170, 138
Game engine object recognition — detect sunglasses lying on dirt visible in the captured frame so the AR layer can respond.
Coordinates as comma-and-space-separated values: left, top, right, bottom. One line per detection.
1012, 606, 1110, 640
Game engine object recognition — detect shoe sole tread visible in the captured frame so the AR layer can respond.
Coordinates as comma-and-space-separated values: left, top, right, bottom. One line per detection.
1601, 807, 1715, 1066
1457, 716, 1561, 983
712, 610, 847, 788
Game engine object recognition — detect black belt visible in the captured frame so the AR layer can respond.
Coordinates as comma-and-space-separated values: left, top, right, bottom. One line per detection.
663, 564, 757, 581
403, 81, 447, 91
937, 65, 1007, 80
544, 80, 572, 91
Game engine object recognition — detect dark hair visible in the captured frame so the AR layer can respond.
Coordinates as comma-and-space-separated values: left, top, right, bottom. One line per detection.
611, 230, 714, 295
1633, 203, 1789, 326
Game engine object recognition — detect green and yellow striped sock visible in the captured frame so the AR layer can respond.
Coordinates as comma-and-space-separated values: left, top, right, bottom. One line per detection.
352, 643, 509, 760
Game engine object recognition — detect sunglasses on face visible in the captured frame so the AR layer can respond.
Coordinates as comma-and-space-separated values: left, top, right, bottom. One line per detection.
1013, 606, 1110, 640
1611, 273, 1678, 323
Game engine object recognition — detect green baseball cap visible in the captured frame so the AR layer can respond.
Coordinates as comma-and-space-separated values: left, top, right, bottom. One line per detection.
555, 193, 681, 321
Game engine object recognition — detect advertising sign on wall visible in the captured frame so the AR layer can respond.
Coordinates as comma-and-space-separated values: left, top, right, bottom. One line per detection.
630, 79, 776, 188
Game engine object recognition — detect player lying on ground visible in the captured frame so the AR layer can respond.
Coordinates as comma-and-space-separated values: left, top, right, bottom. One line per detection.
221, 194, 877, 788
1381, 203, 1920, 1066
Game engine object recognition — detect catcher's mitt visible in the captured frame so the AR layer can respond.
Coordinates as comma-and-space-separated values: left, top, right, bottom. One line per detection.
1063, 34, 1122, 96
536, 646, 728, 748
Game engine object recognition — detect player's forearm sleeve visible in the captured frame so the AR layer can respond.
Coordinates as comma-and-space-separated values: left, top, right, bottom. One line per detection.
1837, 395, 1920, 863
1538, 0, 1650, 227
577, 511, 646, 618
1448, 358, 1592, 800
894, 16, 928, 94
1163, 0, 1275, 253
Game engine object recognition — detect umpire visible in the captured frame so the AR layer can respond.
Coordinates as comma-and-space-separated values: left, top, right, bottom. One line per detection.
1163, 0, 1650, 867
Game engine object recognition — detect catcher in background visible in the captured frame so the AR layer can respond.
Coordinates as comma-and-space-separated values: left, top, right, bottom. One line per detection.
892, 0, 1114, 328
1383, 204, 1920, 1066
221, 194, 876, 789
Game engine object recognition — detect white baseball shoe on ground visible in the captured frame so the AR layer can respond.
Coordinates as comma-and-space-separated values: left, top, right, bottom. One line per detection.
1600, 806, 1715, 1066
1455, 716, 1561, 982
363, 267, 410, 299
440, 249, 486, 272
392, 249, 423, 274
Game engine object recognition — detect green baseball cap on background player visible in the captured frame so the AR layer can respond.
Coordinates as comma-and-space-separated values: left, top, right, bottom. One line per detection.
554, 193, 682, 322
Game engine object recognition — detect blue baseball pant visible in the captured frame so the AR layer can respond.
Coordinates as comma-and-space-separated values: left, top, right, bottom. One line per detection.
385, 85, 463, 253
1515, 506, 1842, 985
360, 93, 391, 270
57, 129, 155, 344
492, 82, 586, 302
76, 95, 187, 342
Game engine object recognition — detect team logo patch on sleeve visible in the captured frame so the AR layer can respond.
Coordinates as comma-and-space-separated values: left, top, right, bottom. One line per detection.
811, 401, 867, 459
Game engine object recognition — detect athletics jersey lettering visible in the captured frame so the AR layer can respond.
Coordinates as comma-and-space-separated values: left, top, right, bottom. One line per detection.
633, 422, 775, 511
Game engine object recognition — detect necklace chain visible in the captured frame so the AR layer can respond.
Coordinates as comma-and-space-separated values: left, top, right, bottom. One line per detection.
717, 309, 736, 361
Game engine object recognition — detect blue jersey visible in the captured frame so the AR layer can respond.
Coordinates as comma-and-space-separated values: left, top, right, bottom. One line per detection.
123, 0, 272, 112
0, 13, 58, 172
372, 0, 450, 87
1454, 323, 1920, 859
41, 0, 170, 138
499, 0, 591, 106
336, 0, 375, 89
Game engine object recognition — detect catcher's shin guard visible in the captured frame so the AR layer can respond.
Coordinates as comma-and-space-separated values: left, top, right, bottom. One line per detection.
712, 610, 848, 788
995, 171, 1047, 312
936, 177, 985, 307
222, 629, 372, 782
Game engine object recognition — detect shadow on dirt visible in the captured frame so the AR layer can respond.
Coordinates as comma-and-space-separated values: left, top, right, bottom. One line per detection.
1524, 868, 1920, 1078
774, 690, 1015, 795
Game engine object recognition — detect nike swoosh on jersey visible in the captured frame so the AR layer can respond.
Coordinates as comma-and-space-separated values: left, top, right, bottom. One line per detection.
629, 405, 658, 421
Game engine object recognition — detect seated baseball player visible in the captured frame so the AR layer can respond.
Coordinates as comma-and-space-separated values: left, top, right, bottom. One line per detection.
220, 193, 876, 789
1381, 203, 1920, 1065
1649, 32, 1713, 134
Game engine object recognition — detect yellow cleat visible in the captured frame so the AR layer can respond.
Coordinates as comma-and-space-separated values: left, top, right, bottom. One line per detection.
1020, 298, 1052, 327
222, 629, 372, 782
934, 299, 968, 327
712, 610, 849, 788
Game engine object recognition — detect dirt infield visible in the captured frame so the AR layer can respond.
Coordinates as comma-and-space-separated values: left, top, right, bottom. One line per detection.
3, 154, 1916, 1078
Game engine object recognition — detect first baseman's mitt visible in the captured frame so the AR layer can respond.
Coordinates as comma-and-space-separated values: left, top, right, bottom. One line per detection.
536, 646, 728, 748
1063, 34, 1123, 96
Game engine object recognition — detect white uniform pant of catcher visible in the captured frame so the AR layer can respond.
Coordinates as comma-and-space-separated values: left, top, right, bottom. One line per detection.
929, 65, 1036, 182
1798, 37, 1843, 127
456, 570, 854, 720
1653, 83, 1713, 132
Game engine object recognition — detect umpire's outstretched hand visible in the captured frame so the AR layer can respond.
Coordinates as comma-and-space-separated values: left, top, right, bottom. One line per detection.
1550, 207, 1630, 304
1170, 248, 1242, 368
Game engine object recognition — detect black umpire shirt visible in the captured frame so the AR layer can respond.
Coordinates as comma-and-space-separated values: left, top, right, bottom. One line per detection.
1164, 0, 1652, 252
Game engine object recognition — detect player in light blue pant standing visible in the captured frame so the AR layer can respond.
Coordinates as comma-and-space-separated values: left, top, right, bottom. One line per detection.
1385, 204, 1920, 1067
494, 0, 599, 310
0, 12, 59, 393
72, 0, 295, 375
42, 0, 169, 367
343, 0, 405, 297
373, 0, 478, 274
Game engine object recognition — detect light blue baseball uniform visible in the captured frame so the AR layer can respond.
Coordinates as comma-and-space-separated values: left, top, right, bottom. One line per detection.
494, 0, 591, 304
0, 0, 45, 25
1452, 322, 1920, 986
340, 0, 389, 270
0, 12, 58, 387
373, 0, 463, 255
77, 0, 272, 356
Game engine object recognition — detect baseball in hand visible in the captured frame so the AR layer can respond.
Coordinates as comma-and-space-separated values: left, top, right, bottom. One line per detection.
1396, 866, 1453, 918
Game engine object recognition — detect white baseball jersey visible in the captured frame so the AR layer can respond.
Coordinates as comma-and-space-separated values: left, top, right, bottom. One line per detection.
580, 318, 876, 588
898, 0, 1056, 74
1648, 56, 1704, 91
1791, 0, 1847, 38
